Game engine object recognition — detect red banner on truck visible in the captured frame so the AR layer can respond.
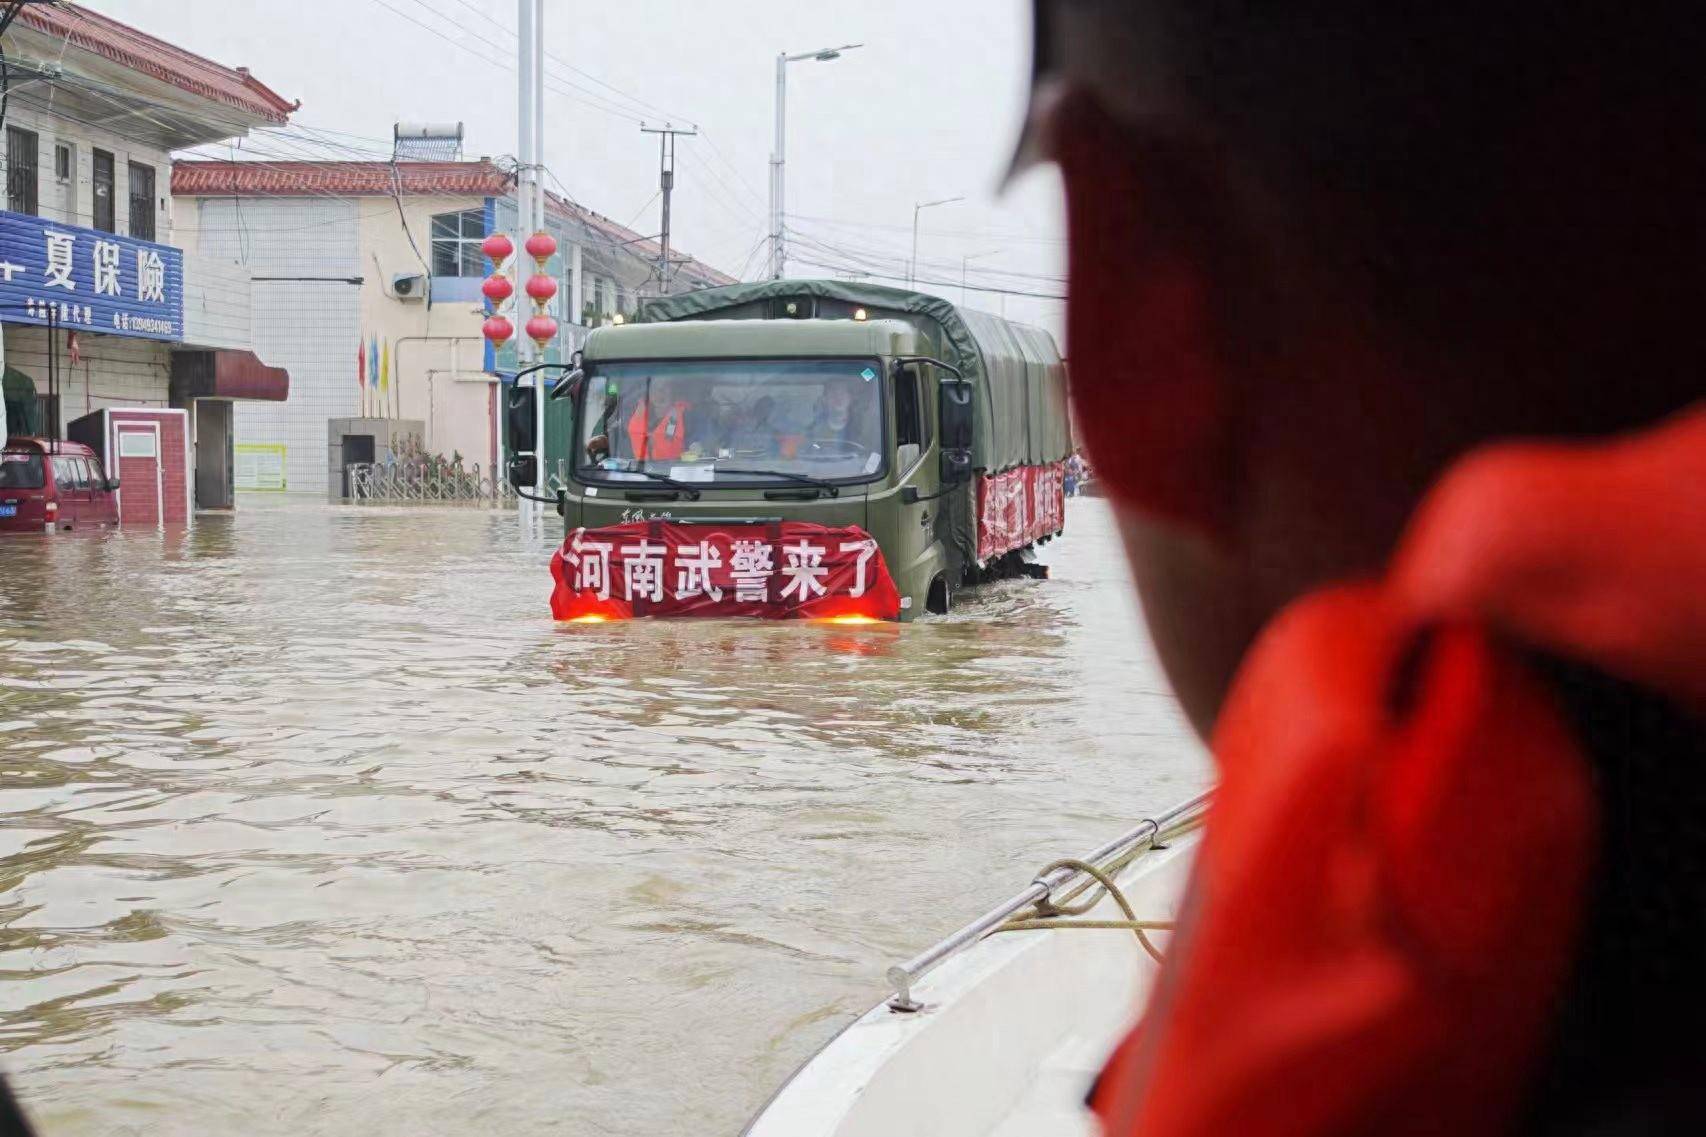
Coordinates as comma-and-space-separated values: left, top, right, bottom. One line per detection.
549, 520, 902, 621
976, 461, 1066, 562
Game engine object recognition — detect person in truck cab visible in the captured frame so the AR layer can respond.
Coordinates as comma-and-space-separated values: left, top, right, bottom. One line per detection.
624, 376, 699, 462
725, 395, 781, 456
1018, 1, 1704, 1135
804, 376, 877, 456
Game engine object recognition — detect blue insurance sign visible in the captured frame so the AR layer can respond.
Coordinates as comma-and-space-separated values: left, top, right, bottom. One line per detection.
0, 208, 184, 341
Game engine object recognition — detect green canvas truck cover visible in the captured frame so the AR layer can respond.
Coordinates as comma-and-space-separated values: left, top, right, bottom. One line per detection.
638, 280, 1071, 474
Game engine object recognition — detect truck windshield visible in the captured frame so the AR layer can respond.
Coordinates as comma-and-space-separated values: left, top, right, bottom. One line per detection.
577, 359, 885, 486
0, 451, 45, 489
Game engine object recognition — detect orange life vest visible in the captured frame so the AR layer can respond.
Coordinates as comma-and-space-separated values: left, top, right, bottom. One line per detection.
626, 399, 690, 461
1092, 406, 1706, 1137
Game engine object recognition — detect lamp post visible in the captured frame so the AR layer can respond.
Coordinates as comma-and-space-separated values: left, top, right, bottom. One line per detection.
910, 196, 963, 286
770, 43, 862, 280
961, 248, 1000, 307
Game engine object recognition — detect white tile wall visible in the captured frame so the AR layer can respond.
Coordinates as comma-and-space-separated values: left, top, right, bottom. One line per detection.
2, 104, 170, 238
193, 197, 361, 494
182, 252, 254, 351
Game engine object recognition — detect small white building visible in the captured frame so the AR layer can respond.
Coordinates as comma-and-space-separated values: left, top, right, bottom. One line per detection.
0, 2, 296, 510
172, 153, 736, 497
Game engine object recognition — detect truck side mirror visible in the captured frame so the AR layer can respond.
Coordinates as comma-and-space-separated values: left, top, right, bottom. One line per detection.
939, 377, 974, 484
506, 383, 538, 457
549, 367, 584, 401
508, 454, 538, 490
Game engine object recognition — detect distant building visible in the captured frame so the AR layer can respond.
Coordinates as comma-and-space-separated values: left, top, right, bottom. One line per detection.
172, 156, 737, 496
0, 3, 295, 511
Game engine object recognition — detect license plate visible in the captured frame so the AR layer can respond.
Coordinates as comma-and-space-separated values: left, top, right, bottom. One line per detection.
0, 505, 16, 517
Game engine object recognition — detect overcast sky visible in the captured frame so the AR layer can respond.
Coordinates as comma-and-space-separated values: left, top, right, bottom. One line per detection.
83, 0, 1068, 338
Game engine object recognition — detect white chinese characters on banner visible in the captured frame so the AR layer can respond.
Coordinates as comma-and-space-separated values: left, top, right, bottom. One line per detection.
564, 530, 614, 600
674, 540, 723, 602
557, 527, 890, 615
137, 249, 167, 303
621, 539, 668, 602
43, 230, 75, 290
840, 537, 878, 597
92, 240, 121, 297
730, 540, 773, 602
779, 540, 829, 601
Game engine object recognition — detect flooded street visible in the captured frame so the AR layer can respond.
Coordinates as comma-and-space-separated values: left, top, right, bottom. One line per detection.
0, 498, 1207, 1137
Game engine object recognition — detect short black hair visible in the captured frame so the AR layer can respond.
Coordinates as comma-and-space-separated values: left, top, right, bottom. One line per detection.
1052, 2, 1705, 431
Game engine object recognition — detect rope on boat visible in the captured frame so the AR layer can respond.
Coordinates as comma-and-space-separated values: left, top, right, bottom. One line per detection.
992, 812, 1205, 963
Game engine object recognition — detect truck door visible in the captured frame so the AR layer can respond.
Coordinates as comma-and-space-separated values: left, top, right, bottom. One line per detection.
890, 363, 937, 592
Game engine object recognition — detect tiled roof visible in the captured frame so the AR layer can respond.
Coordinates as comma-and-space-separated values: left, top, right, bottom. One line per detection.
21, 3, 296, 125
544, 190, 739, 288
171, 159, 739, 286
172, 160, 514, 197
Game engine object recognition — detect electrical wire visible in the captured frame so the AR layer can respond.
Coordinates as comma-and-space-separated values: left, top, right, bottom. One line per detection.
784, 227, 1067, 289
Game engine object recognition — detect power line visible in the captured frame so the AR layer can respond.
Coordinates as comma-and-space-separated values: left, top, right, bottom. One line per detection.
369, 0, 653, 125
438, 0, 701, 125
785, 227, 1067, 286
789, 209, 1068, 246
788, 253, 1066, 301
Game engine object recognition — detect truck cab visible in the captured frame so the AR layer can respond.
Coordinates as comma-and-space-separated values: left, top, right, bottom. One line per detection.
534, 318, 965, 620
507, 281, 1068, 623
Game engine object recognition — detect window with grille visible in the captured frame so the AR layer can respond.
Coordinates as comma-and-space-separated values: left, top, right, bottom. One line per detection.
430, 209, 485, 276
7, 127, 37, 215
54, 143, 71, 181
128, 162, 155, 241
92, 149, 114, 232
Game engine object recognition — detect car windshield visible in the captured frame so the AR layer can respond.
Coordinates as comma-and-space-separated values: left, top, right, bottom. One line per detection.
576, 359, 885, 485
0, 451, 44, 489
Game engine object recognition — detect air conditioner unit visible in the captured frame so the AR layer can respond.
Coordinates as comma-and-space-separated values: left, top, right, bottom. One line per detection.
392, 273, 427, 300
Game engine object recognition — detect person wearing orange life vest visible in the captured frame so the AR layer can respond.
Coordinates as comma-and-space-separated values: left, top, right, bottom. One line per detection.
1015, 3, 1705, 1135
625, 376, 697, 462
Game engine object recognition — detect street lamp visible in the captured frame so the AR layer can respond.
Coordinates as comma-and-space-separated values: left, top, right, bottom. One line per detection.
770, 43, 862, 279
961, 248, 1000, 307
910, 196, 964, 286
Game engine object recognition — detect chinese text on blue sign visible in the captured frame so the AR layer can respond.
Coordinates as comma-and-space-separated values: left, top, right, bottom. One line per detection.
0, 209, 184, 342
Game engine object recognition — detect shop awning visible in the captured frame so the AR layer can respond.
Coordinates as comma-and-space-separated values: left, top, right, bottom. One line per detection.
170, 349, 289, 402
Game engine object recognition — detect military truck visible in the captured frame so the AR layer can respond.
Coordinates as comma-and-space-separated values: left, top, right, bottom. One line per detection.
505, 280, 1071, 622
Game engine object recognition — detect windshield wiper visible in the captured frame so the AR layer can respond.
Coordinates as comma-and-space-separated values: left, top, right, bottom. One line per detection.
595, 466, 702, 499
712, 467, 841, 496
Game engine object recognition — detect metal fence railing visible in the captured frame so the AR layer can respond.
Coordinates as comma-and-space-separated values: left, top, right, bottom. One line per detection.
345, 462, 518, 508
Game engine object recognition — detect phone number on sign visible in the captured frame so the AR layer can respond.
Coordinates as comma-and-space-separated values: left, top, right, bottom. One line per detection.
111, 313, 175, 335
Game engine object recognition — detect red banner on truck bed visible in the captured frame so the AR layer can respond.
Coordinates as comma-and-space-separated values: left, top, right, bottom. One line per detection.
550, 520, 902, 621
976, 461, 1066, 562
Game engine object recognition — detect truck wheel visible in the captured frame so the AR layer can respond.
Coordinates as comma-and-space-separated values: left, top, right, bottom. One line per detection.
927, 575, 951, 615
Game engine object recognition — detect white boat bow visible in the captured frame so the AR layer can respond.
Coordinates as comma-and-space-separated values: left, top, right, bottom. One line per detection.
747, 794, 1210, 1137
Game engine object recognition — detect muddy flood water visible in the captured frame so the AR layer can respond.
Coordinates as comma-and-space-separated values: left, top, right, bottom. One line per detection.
0, 496, 1208, 1136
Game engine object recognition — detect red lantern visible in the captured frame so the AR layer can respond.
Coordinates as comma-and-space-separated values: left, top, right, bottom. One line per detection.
525, 314, 559, 346
524, 230, 557, 268
482, 274, 514, 303
524, 273, 557, 303
482, 315, 514, 346
481, 232, 514, 265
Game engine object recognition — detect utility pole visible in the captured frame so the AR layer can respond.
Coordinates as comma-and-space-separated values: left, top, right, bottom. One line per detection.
515, 0, 546, 526
961, 249, 999, 307
769, 44, 862, 279
640, 123, 696, 296
910, 195, 963, 286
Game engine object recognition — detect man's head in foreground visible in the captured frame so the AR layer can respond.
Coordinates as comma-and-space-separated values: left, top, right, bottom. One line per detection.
1021, 1, 1703, 735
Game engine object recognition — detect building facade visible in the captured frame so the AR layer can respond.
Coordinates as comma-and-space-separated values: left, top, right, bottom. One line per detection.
172, 157, 736, 496
0, 3, 294, 512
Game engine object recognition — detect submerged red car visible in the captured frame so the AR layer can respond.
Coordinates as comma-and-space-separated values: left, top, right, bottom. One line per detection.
0, 437, 120, 534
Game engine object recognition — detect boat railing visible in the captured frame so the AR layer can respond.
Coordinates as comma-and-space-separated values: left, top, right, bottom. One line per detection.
885, 791, 1212, 1012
